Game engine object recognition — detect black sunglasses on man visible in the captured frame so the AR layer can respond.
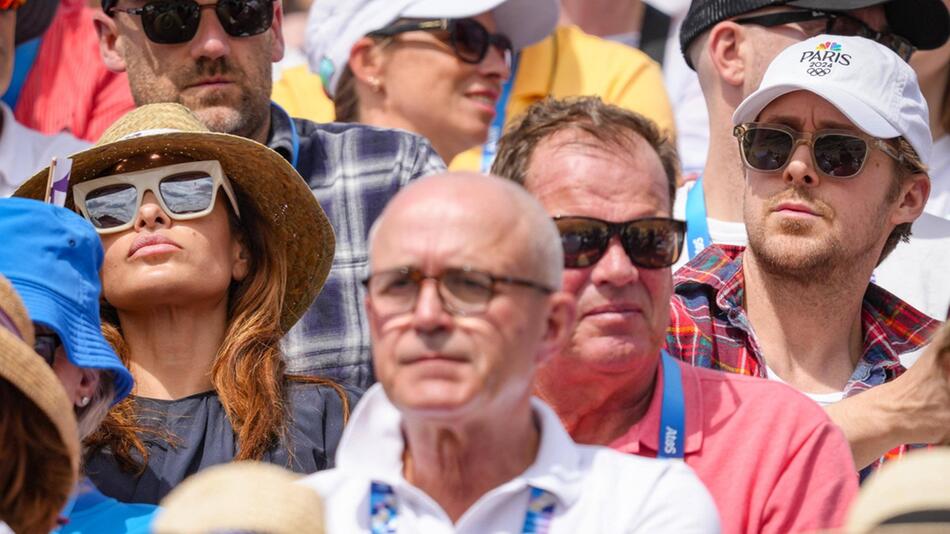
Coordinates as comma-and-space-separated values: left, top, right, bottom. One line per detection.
107, 0, 274, 45
733, 8, 916, 60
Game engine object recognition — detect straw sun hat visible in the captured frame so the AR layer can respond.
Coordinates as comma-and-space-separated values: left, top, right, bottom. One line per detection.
15, 103, 335, 334
845, 448, 950, 533
0, 275, 80, 481
152, 461, 325, 534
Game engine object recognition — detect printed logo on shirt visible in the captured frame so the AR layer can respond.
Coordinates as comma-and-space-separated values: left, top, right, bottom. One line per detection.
799, 42, 851, 77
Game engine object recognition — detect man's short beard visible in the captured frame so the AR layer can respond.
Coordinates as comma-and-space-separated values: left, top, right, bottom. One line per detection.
745, 187, 889, 284
128, 55, 272, 141
747, 226, 844, 283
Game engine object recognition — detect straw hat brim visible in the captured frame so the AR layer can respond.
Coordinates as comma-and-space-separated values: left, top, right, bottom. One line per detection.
15, 132, 335, 335
0, 279, 80, 482
153, 461, 325, 534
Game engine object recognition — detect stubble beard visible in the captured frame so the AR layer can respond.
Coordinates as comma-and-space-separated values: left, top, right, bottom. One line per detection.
745, 188, 889, 284
127, 55, 273, 141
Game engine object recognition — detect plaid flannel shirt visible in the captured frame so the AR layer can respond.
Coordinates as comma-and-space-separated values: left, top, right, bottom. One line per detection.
268, 105, 446, 390
667, 244, 940, 477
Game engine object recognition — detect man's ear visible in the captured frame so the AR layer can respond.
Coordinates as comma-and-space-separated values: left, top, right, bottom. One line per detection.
269, 0, 285, 63
891, 172, 930, 227
93, 11, 127, 73
536, 292, 577, 366
706, 21, 747, 88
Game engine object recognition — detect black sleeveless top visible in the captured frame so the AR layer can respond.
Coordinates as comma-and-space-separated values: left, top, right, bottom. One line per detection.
86, 382, 359, 505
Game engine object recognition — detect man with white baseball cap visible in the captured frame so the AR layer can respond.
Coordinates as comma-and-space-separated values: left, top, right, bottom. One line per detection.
672, 0, 950, 326
308, 0, 557, 99
301, 0, 558, 164
667, 34, 949, 478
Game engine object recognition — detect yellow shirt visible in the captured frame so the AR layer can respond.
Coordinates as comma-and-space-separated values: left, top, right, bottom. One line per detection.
273, 25, 675, 170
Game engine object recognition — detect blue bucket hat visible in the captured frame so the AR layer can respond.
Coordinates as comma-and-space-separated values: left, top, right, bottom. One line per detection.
0, 198, 134, 404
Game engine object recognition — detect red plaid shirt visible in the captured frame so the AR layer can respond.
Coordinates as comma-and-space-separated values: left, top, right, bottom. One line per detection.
667, 245, 940, 477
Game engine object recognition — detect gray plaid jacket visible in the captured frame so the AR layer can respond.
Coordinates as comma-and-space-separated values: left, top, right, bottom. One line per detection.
268, 104, 445, 390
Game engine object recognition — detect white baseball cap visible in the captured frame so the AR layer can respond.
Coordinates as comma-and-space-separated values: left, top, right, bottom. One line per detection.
305, 0, 559, 98
733, 34, 932, 167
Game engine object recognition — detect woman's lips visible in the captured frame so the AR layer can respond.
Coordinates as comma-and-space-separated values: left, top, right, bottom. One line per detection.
128, 234, 182, 258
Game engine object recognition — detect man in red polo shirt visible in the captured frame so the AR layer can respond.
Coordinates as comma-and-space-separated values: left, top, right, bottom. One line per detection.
492, 96, 858, 534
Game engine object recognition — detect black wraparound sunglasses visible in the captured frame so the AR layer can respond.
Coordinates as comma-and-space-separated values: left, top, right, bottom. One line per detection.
554, 216, 686, 269
733, 9, 915, 61
108, 0, 274, 45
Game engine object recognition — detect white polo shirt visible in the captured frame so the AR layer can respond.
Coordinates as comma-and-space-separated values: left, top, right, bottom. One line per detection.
300, 384, 720, 534
0, 102, 89, 198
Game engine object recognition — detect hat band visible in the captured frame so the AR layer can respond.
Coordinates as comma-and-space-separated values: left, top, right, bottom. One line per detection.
0, 308, 23, 340
880, 509, 950, 525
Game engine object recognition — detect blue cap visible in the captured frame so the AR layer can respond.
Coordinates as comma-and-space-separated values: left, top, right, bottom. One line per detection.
0, 198, 134, 404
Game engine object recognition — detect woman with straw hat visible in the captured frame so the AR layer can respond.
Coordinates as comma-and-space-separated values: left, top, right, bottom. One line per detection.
14, 103, 353, 505
0, 275, 79, 534
0, 198, 156, 533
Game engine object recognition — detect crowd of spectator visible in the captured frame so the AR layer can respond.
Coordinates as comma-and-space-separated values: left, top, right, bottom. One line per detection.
0, 0, 949, 533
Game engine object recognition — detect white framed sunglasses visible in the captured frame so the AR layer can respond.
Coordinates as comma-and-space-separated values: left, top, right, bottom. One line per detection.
72, 160, 241, 235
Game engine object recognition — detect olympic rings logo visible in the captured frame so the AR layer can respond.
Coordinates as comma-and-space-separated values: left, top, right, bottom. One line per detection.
807, 67, 831, 76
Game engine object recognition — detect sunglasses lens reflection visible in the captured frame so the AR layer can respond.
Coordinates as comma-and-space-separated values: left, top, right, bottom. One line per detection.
814, 134, 868, 177
557, 219, 609, 269
556, 218, 684, 269
742, 127, 870, 178
743, 128, 793, 171
85, 184, 138, 230
140, 0, 272, 44
159, 173, 216, 214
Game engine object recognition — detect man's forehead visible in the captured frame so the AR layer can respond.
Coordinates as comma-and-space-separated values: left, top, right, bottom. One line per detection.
525, 131, 670, 214
758, 91, 857, 130
371, 185, 531, 270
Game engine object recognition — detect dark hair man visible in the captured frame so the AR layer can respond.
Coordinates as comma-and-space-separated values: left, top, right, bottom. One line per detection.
492, 96, 859, 533
93, 0, 446, 389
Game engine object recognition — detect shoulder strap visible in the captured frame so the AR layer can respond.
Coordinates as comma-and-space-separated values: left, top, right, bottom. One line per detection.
639, 4, 671, 66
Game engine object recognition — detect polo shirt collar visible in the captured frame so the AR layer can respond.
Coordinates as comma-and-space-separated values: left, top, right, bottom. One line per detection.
514, 29, 558, 99
266, 101, 294, 163
335, 384, 585, 509
609, 356, 704, 457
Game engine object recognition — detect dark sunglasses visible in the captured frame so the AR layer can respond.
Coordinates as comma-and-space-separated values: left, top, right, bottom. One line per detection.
733, 123, 906, 178
554, 216, 686, 270
108, 0, 274, 45
733, 9, 915, 61
33, 333, 62, 367
369, 18, 513, 67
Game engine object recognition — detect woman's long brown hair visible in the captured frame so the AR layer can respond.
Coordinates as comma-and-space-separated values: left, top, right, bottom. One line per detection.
86, 195, 349, 474
0, 381, 75, 534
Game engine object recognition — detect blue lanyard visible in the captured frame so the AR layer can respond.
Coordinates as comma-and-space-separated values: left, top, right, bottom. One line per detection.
657, 351, 686, 459
685, 176, 712, 260
369, 480, 556, 533
2, 37, 41, 109
272, 102, 300, 169
480, 53, 520, 172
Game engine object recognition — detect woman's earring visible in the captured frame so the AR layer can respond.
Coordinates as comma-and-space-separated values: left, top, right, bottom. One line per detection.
78, 396, 90, 408
369, 77, 382, 93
